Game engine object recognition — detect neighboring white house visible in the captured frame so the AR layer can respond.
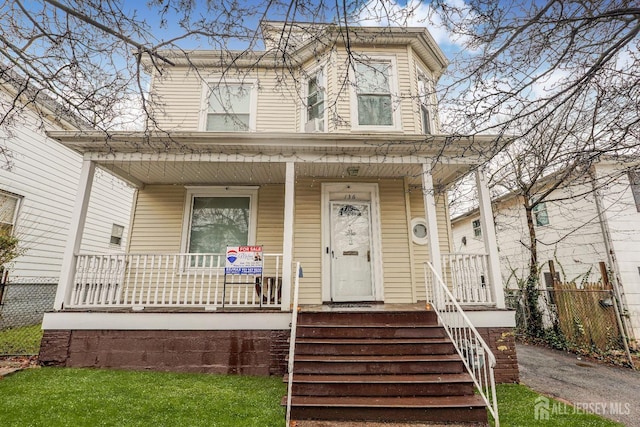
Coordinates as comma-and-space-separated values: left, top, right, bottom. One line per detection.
0, 81, 134, 328
451, 160, 640, 343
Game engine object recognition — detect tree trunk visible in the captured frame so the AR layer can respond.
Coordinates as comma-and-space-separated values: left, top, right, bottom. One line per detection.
523, 203, 543, 337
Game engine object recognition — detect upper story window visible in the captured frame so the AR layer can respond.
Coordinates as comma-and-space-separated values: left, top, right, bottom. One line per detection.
305, 68, 325, 132
629, 169, 640, 212
0, 191, 21, 236
472, 219, 482, 238
533, 202, 550, 226
417, 71, 434, 134
352, 57, 400, 130
203, 82, 256, 132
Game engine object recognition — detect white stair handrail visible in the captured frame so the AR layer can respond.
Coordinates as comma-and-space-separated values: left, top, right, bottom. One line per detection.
425, 261, 500, 426
285, 262, 301, 427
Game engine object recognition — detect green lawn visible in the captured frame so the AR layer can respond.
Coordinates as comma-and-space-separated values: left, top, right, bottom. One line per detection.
0, 323, 43, 355
0, 368, 622, 426
0, 368, 285, 426
495, 383, 623, 426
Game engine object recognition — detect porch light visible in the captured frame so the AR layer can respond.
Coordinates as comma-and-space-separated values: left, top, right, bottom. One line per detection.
347, 167, 360, 177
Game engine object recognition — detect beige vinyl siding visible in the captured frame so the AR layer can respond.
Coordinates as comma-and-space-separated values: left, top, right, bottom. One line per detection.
409, 188, 452, 300
255, 184, 285, 254
378, 179, 413, 303
128, 185, 186, 253
151, 66, 299, 132
293, 179, 323, 304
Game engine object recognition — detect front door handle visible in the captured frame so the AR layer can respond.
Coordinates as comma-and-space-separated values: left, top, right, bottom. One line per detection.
367, 250, 371, 262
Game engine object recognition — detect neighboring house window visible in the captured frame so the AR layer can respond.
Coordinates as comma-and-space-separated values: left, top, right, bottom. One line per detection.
305, 68, 325, 132
629, 169, 640, 212
354, 59, 398, 128
472, 219, 482, 238
533, 202, 550, 226
417, 71, 433, 134
0, 191, 20, 236
182, 187, 258, 256
204, 82, 255, 131
110, 224, 125, 246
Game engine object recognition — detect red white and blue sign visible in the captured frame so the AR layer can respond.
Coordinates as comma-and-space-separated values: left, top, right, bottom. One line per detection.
225, 246, 263, 275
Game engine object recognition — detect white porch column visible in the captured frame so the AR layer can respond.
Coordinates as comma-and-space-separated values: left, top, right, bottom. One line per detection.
54, 160, 96, 310
281, 161, 295, 310
475, 167, 506, 308
422, 162, 442, 282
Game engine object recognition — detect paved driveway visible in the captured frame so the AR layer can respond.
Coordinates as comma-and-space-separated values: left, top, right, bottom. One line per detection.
518, 343, 640, 426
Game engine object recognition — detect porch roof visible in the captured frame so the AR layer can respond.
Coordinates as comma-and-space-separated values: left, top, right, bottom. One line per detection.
47, 131, 507, 188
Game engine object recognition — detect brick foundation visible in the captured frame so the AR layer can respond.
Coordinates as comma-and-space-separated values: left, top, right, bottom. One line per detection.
39, 329, 289, 376
477, 327, 519, 383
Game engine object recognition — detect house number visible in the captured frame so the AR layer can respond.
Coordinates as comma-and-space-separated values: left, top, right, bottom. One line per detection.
344, 194, 357, 200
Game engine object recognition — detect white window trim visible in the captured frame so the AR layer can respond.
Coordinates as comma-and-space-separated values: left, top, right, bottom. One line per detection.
416, 66, 434, 134
301, 63, 327, 133
350, 55, 402, 132
199, 79, 258, 132
180, 186, 259, 256
0, 190, 22, 236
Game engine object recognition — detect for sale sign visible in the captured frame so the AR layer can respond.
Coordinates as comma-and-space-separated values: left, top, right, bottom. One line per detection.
225, 246, 263, 275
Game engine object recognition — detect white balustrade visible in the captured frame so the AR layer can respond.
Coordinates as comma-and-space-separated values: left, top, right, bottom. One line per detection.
441, 253, 493, 304
69, 253, 283, 309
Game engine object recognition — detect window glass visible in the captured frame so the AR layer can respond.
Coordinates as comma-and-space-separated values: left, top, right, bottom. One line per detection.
110, 224, 124, 246
533, 202, 549, 226
0, 193, 19, 235
206, 84, 251, 131
356, 62, 393, 126
472, 219, 482, 237
418, 73, 433, 134
188, 197, 250, 254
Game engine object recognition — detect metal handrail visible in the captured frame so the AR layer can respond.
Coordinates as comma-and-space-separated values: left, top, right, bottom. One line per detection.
285, 262, 301, 427
425, 262, 500, 426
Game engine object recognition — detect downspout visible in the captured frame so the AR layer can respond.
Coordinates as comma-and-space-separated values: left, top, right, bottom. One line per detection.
590, 169, 636, 366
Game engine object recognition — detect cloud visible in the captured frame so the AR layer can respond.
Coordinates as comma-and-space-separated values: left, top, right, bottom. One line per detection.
353, 0, 472, 50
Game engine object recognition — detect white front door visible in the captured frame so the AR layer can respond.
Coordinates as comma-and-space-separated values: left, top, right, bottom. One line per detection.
330, 201, 374, 301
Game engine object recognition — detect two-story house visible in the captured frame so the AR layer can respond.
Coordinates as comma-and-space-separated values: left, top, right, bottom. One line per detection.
451, 160, 640, 346
0, 73, 134, 333
39, 22, 517, 424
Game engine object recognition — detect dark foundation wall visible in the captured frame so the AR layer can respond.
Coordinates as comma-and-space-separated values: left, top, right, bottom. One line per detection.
39, 329, 289, 376
477, 327, 519, 383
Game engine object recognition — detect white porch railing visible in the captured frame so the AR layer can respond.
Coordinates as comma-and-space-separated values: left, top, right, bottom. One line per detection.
68, 253, 283, 309
424, 262, 499, 426
441, 253, 494, 304
285, 262, 302, 427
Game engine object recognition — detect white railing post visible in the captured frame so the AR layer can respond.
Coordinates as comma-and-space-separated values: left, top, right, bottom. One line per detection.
424, 261, 499, 426
422, 162, 443, 283
54, 160, 96, 310
281, 161, 295, 311
475, 168, 505, 308
285, 262, 302, 427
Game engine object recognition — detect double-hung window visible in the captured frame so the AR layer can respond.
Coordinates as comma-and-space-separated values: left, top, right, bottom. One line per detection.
204, 82, 255, 132
305, 68, 325, 132
417, 71, 434, 134
472, 219, 482, 238
354, 59, 398, 128
0, 191, 20, 236
182, 187, 258, 258
533, 202, 550, 226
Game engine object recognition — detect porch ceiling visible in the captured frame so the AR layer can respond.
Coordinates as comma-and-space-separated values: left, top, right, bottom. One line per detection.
97, 160, 472, 188
46, 131, 502, 188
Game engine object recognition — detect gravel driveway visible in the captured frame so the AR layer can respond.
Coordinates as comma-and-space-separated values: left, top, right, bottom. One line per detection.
517, 343, 640, 426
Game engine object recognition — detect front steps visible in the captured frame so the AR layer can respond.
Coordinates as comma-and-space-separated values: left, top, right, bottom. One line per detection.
284, 310, 487, 424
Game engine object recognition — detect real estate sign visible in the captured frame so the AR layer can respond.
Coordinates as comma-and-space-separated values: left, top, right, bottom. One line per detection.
225, 246, 263, 275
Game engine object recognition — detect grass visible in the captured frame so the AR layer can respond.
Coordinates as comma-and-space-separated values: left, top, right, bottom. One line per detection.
494, 383, 623, 426
0, 323, 43, 355
0, 368, 285, 426
0, 368, 622, 426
